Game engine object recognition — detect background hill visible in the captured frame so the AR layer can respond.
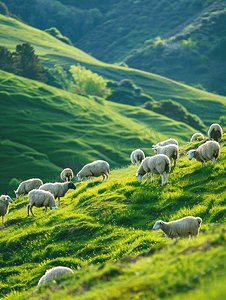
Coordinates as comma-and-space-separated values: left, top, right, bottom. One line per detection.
1, 0, 226, 95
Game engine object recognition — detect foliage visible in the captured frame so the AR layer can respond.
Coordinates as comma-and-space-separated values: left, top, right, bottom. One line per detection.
0, 1, 9, 15
142, 99, 206, 132
0, 43, 47, 83
46, 64, 74, 91
45, 27, 73, 46
218, 115, 226, 126
69, 64, 111, 98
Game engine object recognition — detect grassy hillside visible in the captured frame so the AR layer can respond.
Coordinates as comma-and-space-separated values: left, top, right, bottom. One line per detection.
0, 69, 197, 196
1, 14, 226, 127
1, 133, 226, 300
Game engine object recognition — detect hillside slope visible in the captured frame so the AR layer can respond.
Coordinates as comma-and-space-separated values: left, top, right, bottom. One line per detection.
0, 69, 196, 196
1, 133, 226, 300
1, 14, 226, 127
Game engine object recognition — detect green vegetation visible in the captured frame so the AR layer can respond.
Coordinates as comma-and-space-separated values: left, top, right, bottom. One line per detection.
1, 133, 226, 299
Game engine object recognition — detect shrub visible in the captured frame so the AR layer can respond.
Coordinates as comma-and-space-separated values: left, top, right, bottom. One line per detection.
0, 2, 9, 15
47, 64, 74, 91
69, 64, 111, 98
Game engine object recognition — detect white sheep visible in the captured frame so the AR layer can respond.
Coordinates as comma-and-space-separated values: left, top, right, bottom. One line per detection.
15, 178, 43, 200
208, 123, 223, 142
152, 144, 179, 167
0, 195, 13, 224
152, 138, 178, 148
136, 154, 171, 185
27, 189, 59, 216
39, 181, 76, 206
130, 149, 145, 165
77, 160, 110, 182
60, 168, 74, 182
37, 266, 74, 286
190, 133, 204, 142
153, 216, 202, 239
187, 140, 220, 167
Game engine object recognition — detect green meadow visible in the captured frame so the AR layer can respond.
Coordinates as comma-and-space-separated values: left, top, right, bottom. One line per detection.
0, 135, 226, 300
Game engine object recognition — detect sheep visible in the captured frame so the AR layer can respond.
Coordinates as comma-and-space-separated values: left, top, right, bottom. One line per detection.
15, 178, 43, 200
27, 189, 59, 216
152, 138, 178, 148
136, 154, 171, 185
208, 123, 223, 142
0, 195, 13, 224
77, 160, 110, 182
130, 149, 145, 165
60, 168, 74, 182
152, 144, 179, 167
37, 266, 74, 286
153, 216, 202, 239
39, 181, 76, 206
187, 140, 220, 167
190, 133, 204, 142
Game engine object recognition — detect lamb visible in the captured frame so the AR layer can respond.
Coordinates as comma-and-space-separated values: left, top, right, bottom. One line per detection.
27, 189, 59, 216
152, 138, 178, 148
153, 216, 202, 239
15, 178, 43, 200
77, 160, 110, 182
208, 123, 223, 142
37, 266, 74, 286
190, 133, 204, 142
187, 140, 220, 167
136, 154, 171, 185
152, 144, 179, 167
60, 168, 74, 182
130, 149, 145, 165
0, 195, 13, 224
39, 181, 76, 205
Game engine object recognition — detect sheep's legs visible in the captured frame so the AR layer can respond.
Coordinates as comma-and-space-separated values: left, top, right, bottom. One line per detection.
22, 194, 24, 201
161, 174, 165, 186
174, 159, 177, 167
101, 173, 106, 181
165, 173, 169, 184
27, 204, 30, 216
91, 177, 94, 183
2, 216, 4, 224
58, 197, 60, 206
145, 173, 149, 183
30, 205, 35, 217
212, 158, 216, 165
44, 207, 47, 215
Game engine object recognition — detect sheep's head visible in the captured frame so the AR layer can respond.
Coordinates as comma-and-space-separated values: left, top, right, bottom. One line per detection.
135, 172, 142, 183
0, 195, 13, 203
15, 190, 19, 199
153, 220, 163, 230
77, 174, 82, 182
68, 181, 76, 190
187, 149, 196, 160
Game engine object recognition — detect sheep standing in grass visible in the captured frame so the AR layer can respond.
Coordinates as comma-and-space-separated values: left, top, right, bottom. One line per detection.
0, 195, 13, 224
27, 189, 59, 216
187, 141, 220, 167
15, 178, 43, 200
37, 266, 74, 286
130, 149, 145, 165
153, 216, 202, 239
77, 160, 110, 182
152, 138, 178, 148
152, 144, 179, 167
39, 182, 76, 205
190, 133, 204, 142
60, 168, 74, 182
208, 123, 223, 142
136, 154, 171, 185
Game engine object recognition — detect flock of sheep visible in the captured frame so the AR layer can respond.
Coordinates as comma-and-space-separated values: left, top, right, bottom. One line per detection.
0, 123, 223, 285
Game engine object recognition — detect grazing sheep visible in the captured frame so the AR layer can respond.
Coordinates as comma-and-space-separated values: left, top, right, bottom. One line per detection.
27, 189, 59, 216
15, 178, 43, 200
39, 182, 76, 206
60, 168, 74, 182
77, 160, 110, 182
130, 149, 145, 165
136, 154, 171, 185
190, 133, 204, 142
187, 140, 220, 167
152, 138, 178, 148
153, 216, 202, 239
0, 195, 13, 224
152, 144, 179, 167
208, 123, 223, 142
37, 266, 74, 286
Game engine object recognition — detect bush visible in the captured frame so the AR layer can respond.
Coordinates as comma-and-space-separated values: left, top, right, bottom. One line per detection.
69, 64, 111, 98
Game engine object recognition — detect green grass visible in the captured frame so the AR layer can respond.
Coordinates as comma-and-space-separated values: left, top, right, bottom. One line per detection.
1, 15, 226, 125
1, 134, 226, 299
0, 69, 197, 195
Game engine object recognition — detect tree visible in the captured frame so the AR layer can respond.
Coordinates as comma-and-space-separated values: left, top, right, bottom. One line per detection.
0, 46, 18, 73
14, 43, 48, 83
